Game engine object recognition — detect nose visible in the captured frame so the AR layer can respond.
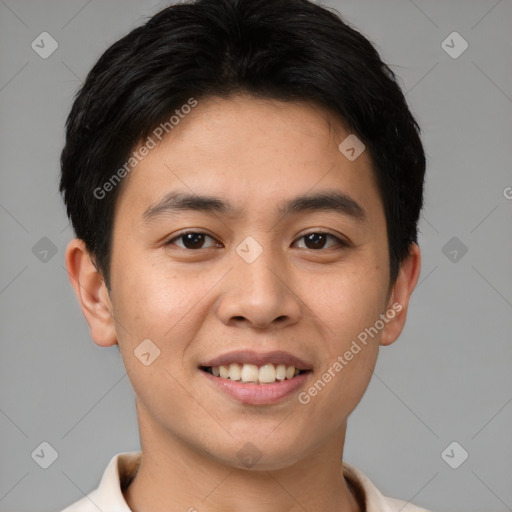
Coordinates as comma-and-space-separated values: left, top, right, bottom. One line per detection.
215, 244, 302, 330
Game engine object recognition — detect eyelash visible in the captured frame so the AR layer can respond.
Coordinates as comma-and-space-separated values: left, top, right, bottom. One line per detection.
165, 231, 349, 251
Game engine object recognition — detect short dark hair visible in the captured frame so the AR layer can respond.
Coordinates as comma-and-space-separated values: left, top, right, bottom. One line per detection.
60, 0, 426, 290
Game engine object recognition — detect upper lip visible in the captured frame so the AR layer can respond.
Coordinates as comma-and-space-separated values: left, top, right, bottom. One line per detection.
200, 350, 312, 371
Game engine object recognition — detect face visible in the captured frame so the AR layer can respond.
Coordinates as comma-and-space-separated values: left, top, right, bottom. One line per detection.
75, 93, 416, 470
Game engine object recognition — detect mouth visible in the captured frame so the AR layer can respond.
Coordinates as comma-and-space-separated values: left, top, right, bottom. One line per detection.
200, 363, 310, 384
198, 350, 313, 404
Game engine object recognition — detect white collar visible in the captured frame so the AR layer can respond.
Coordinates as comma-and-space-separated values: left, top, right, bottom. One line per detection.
61, 451, 430, 512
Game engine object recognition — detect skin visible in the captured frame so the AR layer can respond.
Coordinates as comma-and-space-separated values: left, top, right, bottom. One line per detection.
65, 93, 421, 512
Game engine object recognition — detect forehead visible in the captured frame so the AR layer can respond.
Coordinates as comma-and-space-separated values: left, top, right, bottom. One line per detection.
114, 94, 383, 226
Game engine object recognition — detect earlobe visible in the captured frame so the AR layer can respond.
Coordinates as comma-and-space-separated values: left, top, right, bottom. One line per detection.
380, 243, 421, 347
64, 238, 118, 347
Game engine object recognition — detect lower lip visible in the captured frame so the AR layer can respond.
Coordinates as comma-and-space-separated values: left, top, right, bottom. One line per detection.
200, 370, 310, 405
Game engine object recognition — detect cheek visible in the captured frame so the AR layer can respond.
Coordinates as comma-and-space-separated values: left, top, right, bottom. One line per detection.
112, 257, 221, 375
111, 262, 200, 416
111, 255, 187, 344
315, 263, 387, 339
303, 260, 386, 401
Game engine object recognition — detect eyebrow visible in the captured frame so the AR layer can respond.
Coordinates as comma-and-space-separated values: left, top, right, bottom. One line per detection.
141, 190, 367, 224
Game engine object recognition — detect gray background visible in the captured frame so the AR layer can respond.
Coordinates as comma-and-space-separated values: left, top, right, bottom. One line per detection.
1, 1, 511, 511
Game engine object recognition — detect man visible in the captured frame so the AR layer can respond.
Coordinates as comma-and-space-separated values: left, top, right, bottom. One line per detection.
59, 1, 429, 510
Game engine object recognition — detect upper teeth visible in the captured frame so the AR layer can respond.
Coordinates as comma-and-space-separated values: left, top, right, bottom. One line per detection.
211, 363, 300, 384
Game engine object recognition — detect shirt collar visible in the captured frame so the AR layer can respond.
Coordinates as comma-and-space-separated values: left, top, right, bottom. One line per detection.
80, 451, 419, 512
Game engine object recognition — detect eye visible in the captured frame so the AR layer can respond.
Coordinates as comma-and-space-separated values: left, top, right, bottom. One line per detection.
165, 230, 349, 251
165, 231, 221, 250
294, 232, 349, 250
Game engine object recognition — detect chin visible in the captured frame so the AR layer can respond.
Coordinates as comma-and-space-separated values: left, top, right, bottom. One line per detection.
204, 436, 310, 472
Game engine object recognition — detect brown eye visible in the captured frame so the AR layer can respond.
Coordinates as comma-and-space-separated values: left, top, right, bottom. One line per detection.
166, 232, 220, 250
295, 232, 348, 250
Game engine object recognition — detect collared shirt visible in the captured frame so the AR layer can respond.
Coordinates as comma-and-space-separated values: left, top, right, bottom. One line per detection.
60, 451, 431, 512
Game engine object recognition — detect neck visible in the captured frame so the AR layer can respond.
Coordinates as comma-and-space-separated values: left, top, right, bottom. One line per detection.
123, 402, 362, 512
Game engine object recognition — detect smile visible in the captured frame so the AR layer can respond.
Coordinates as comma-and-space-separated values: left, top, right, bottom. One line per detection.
199, 350, 313, 404
201, 363, 308, 384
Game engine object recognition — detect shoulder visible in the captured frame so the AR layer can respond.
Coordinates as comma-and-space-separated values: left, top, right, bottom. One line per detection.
342, 461, 433, 512
59, 493, 102, 512
384, 496, 432, 512
57, 451, 141, 512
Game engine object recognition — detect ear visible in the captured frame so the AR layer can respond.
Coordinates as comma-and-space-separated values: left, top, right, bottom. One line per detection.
380, 243, 421, 347
64, 238, 118, 347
